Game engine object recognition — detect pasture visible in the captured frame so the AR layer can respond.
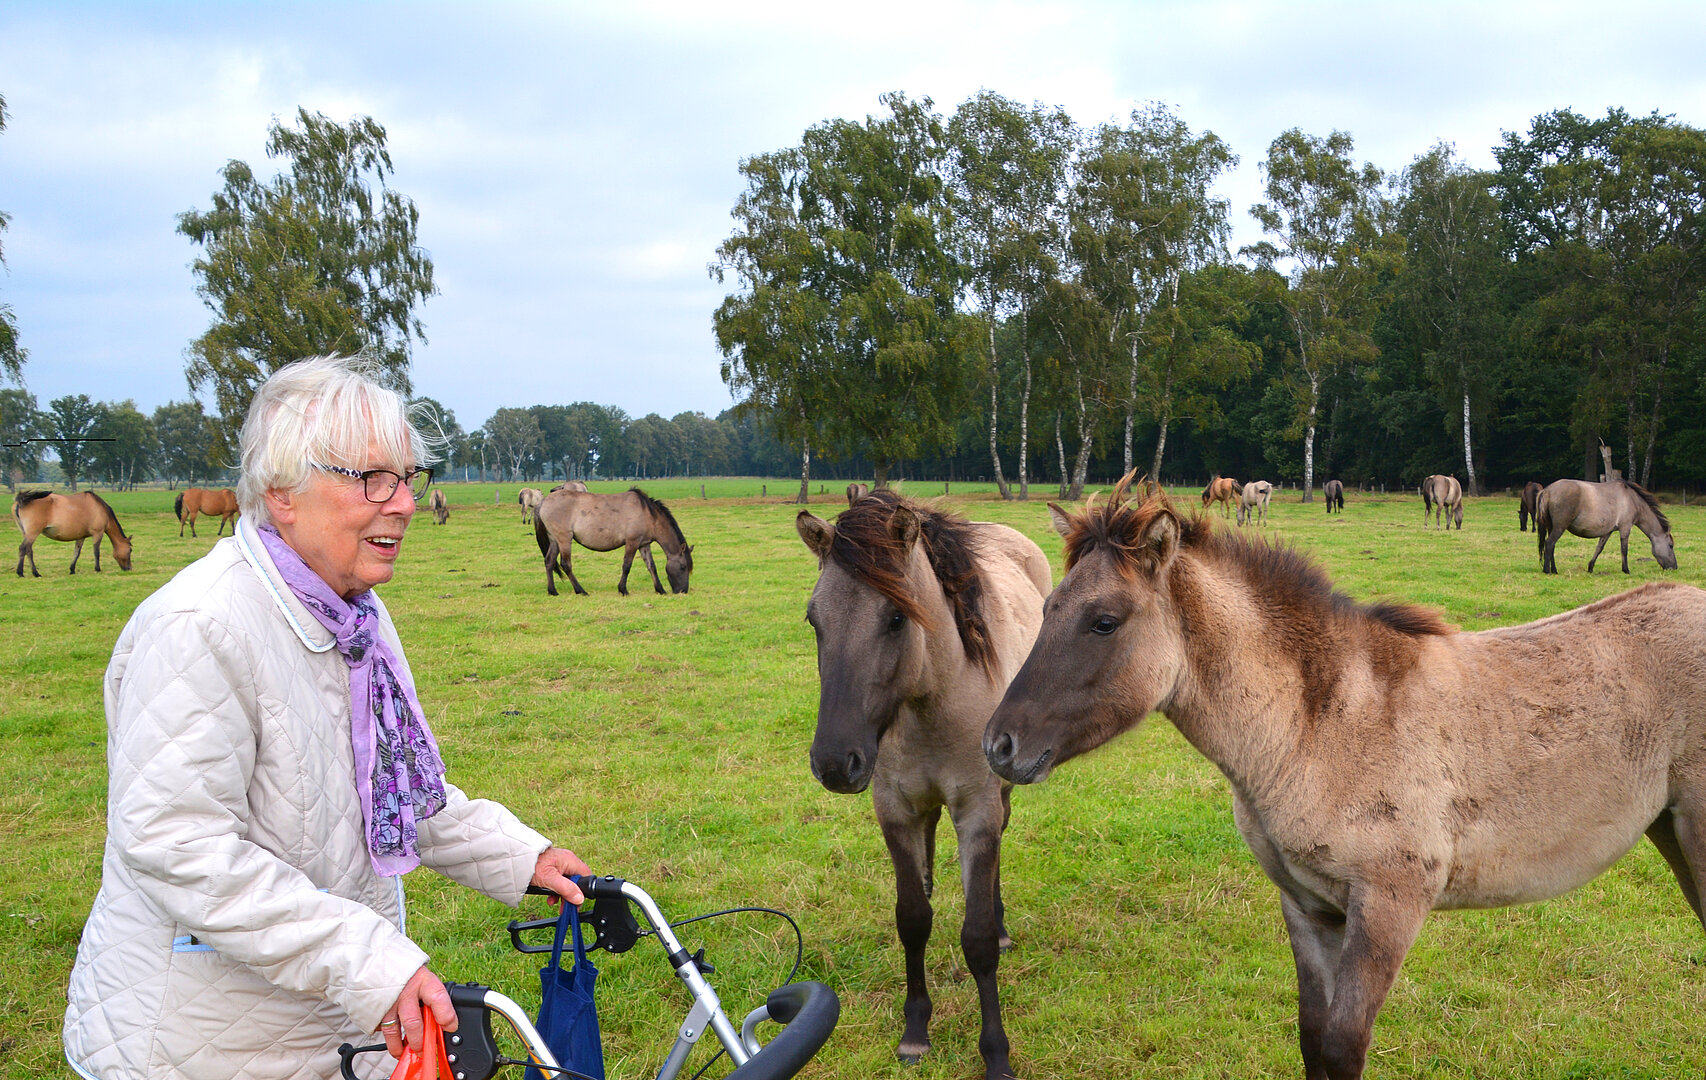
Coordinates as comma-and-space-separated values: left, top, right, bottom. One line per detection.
4, 481, 1705, 1079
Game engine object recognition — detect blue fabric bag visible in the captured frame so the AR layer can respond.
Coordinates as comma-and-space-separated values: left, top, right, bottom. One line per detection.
525, 901, 603, 1080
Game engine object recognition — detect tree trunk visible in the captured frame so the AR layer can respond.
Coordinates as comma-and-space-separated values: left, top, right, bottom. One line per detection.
988, 315, 1010, 500
1461, 388, 1477, 496
1069, 374, 1092, 501
1122, 332, 1140, 475
1150, 399, 1171, 482
796, 436, 811, 504
1643, 381, 1663, 488
1301, 368, 1318, 502
873, 462, 891, 489
1055, 410, 1068, 500
1018, 304, 1031, 501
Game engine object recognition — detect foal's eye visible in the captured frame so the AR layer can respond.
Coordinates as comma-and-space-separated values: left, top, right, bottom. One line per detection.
1090, 614, 1119, 636
888, 611, 906, 631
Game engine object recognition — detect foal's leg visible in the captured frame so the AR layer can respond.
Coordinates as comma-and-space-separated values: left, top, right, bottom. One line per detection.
69, 538, 84, 574
93, 535, 103, 572
618, 542, 636, 595
874, 787, 938, 1066
1316, 888, 1431, 1080
1645, 809, 1704, 925
1619, 525, 1632, 573
1280, 894, 1346, 1080
952, 788, 1014, 1080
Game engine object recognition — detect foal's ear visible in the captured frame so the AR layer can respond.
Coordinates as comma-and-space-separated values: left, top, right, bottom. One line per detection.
1047, 502, 1074, 538
888, 504, 921, 548
796, 512, 834, 563
1136, 509, 1181, 575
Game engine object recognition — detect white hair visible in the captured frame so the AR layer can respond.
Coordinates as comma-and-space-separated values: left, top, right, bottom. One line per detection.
237, 356, 444, 523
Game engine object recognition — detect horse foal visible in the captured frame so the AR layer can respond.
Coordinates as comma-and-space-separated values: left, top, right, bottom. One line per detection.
798, 492, 1048, 1080
985, 481, 1706, 1080
15, 491, 133, 575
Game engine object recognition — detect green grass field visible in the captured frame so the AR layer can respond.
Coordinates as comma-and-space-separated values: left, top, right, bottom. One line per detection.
4, 480, 1704, 1078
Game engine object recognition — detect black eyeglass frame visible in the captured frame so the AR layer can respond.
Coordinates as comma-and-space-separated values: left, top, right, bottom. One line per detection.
315, 463, 435, 503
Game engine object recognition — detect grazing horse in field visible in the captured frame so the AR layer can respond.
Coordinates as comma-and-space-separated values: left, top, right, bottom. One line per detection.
846, 482, 871, 506
797, 491, 1049, 1080
1201, 475, 1238, 518
430, 488, 449, 525
1537, 478, 1677, 575
175, 487, 238, 538
983, 478, 1706, 1080
1323, 479, 1344, 513
551, 480, 588, 494
535, 487, 693, 595
1421, 474, 1462, 530
15, 491, 133, 576
518, 487, 543, 524
1518, 480, 1543, 532
1237, 479, 1271, 527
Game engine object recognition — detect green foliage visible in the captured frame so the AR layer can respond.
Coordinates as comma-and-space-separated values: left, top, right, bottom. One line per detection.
41, 394, 102, 490
178, 108, 436, 449
0, 387, 41, 489
0, 92, 24, 384
150, 400, 222, 485
88, 401, 157, 491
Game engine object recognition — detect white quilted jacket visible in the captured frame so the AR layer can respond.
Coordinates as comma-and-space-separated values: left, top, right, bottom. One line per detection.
64, 518, 552, 1079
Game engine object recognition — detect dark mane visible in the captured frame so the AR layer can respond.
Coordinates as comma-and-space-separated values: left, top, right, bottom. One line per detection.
1622, 479, 1670, 533
86, 491, 126, 537
829, 490, 996, 673
1062, 478, 1452, 641
629, 487, 691, 566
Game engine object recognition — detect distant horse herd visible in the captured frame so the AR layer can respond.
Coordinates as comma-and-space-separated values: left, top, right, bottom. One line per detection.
12, 470, 1702, 1080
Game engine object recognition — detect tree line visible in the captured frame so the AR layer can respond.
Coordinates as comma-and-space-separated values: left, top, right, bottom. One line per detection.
712, 93, 1706, 502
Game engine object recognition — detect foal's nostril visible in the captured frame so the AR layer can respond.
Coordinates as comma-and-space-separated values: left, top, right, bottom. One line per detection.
987, 731, 1015, 769
845, 750, 864, 780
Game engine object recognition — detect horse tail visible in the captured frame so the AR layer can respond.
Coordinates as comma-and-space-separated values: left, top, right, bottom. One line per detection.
1535, 490, 1551, 559
534, 510, 553, 561
174, 491, 185, 522
15, 489, 51, 510
1421, 480, 1434, 515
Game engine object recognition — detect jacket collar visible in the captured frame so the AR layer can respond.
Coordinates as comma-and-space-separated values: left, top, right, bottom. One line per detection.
235, 517, 338, 653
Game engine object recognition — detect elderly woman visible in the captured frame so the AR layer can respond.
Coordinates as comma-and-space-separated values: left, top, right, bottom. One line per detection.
64, 357, 587, 1079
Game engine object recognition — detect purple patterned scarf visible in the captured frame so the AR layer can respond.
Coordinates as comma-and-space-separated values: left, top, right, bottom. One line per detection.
257, 525, 447, 876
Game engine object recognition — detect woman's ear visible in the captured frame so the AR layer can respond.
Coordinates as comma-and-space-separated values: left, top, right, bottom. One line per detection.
266, 488, 297, 526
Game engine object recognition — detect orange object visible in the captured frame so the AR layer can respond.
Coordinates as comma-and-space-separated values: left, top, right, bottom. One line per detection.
389, 1010, 450, 1080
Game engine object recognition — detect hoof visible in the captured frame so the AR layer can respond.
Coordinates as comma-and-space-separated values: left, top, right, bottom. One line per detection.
896, 1040, 929, 1065
999, 936, 1014, 952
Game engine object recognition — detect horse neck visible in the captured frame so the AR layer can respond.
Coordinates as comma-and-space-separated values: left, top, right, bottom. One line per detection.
1160, 552, 1308, 793
647, 510, 683, 554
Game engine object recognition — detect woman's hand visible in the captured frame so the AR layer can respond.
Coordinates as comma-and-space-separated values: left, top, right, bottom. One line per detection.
531, 847, 591, 905
378, 965, 458, 1062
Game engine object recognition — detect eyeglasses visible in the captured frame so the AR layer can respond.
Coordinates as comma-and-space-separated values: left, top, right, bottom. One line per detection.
316, 463, 435, 503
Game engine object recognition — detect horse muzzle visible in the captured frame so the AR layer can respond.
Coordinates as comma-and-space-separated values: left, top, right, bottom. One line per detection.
983, 727, 1054, 785
809, 744, 874, 795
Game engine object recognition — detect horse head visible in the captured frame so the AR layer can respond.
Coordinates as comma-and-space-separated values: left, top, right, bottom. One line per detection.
112, 532, 134, 570
797, 501, 942, 795
986, 486, 1186, 785
665, 543, 693, 593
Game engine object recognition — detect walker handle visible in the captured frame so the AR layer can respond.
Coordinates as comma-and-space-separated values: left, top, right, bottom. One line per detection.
723, 981, 841, 1080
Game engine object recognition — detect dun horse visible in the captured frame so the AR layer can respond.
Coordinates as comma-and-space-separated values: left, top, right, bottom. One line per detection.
846, 482, 871, 506
1201, 475, 1238, 518
1420, 474, 1462, 529
797, 491, 1049, 1080
430, 488, 449, 525
175, 487, 238, 537
1323, 479, 1344, 513
535, 487, 693, 595
1518, 480, 1543, 532
1537, 478, 1677, 574
15, 491, 133, 576
551, 480, 588, 494
984, 479, 1706, 1080
1237, 479, 1271, 526
518, 487, 544, 524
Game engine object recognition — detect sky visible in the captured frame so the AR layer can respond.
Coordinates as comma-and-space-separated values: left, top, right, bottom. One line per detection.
3, 0, 1705, 431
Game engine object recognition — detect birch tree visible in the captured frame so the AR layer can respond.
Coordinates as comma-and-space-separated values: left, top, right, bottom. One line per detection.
948, 91, 1074, 499
1247, 129, 1386, 500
